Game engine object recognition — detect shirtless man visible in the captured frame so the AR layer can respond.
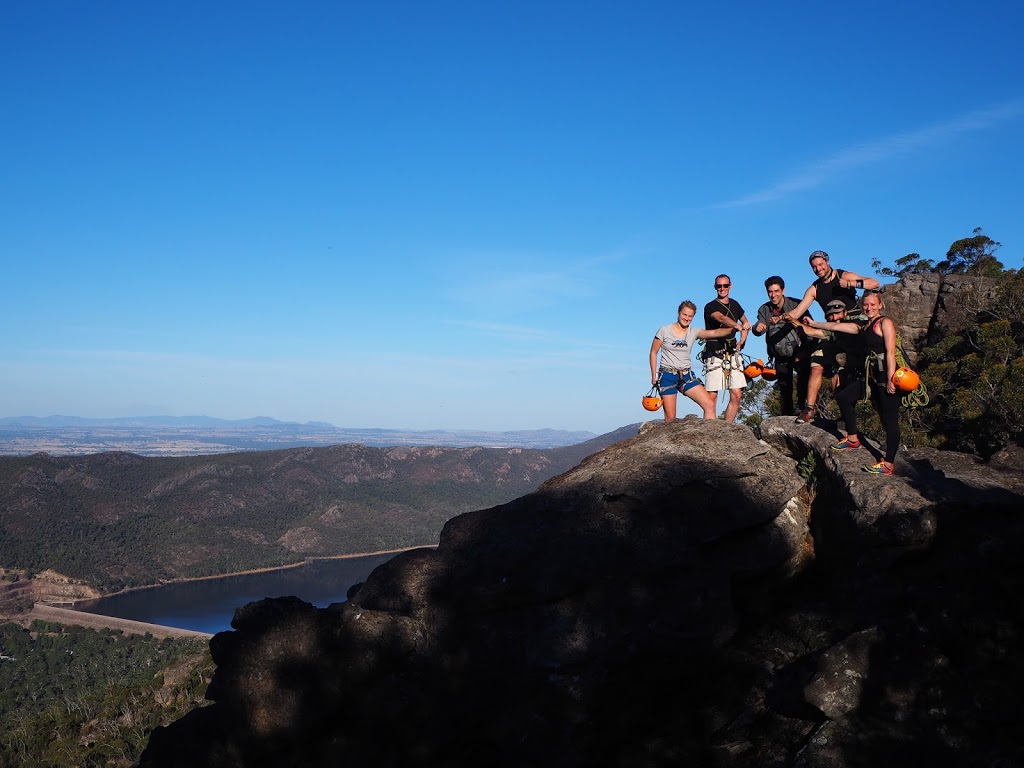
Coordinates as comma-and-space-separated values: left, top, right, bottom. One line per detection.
784, 250, 880, 424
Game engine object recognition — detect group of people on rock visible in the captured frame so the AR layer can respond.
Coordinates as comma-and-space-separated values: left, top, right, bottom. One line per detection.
649, 250, 901, 476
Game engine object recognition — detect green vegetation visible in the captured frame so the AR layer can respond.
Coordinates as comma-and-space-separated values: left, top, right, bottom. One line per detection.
913, 276, 1024, 456
737, 378, 774, 427
0, 621, 212, 767
871, 228, 1023, 457
796, 452, 818, 484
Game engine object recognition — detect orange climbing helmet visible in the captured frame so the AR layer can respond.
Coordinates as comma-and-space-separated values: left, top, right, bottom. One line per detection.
642, 385, 662, 412
892, 366, 920, 393
743, 359, 765, 378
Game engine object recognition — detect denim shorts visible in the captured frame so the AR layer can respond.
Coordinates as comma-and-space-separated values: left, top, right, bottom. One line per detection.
659, 368, 701, 395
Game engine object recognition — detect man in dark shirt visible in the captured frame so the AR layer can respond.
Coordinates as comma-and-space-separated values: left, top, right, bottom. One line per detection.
784, 250, 879, 424
703, 274, 750, 422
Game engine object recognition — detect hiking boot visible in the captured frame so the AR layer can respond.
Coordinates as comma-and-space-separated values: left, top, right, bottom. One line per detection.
795, 405, 816, 425
831, 436, 862, 451
862, 461, 894, 476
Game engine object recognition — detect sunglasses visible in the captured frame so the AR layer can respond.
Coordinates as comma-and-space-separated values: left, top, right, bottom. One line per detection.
715, 283, 731, 289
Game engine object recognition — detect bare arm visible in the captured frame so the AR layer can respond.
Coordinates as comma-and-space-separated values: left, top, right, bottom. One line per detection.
649, 338, 662, 385
708, 310, 749, 332
802, 316, 861, 335
881, 318, 897, 393
738, 313, 750, 348
782, 285, 816, 322
837, 271, 880, 291
696, 326, 736, 340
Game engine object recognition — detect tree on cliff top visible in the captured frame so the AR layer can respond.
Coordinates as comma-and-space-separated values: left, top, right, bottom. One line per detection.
873, 228, 1004, 279
937, 227, 1004, 276
872, 252, 936, 277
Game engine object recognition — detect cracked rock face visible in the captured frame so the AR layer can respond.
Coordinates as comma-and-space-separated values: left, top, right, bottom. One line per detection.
881, 272, 1000, 365
139, 418, 1024, 768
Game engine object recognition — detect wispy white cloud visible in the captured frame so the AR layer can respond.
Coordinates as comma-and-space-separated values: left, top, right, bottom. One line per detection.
714, 99, 1024, 209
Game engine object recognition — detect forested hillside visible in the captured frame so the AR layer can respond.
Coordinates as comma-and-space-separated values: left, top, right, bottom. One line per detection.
0, 426, 637, 592
0, 621, 211, 768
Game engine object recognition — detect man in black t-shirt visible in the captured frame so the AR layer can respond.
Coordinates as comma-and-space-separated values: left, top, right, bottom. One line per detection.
703, 274, 750, 422
784, 250, 880, 424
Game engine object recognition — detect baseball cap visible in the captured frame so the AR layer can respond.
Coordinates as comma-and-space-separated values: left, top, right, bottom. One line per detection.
810, 250, 830, 261
825, 300, 847, 314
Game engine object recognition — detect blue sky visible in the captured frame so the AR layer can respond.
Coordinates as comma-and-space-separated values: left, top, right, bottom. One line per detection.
3, 1, 1022, 435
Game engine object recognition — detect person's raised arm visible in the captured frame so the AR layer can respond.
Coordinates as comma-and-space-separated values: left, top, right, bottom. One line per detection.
708, 310, 748, 333
697, 326, 736, 340
838, 271, 880, 291
782, 285, 816, 322
801, 316, 861, 335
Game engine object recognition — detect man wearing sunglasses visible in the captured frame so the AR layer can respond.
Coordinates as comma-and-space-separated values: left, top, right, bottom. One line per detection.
703, 274, 751, 422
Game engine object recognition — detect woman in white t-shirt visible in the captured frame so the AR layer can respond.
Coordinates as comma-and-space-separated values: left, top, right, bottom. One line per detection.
649, 300, 737, 420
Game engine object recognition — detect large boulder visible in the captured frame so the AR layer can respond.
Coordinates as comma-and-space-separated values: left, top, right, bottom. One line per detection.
140, 418, 811, 767
138, 417, 1024, 768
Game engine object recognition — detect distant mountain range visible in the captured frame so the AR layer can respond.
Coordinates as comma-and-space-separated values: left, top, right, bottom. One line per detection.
0, 416, 600, 456
0, 415, 298, 428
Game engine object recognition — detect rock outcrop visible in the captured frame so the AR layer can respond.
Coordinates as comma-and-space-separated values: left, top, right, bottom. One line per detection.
880, 273, 999, 364
138, 418, 1024, 768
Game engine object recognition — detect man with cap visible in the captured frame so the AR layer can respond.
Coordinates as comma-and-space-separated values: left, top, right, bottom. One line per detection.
784, 250, 880, 424
795, 298, 868, 424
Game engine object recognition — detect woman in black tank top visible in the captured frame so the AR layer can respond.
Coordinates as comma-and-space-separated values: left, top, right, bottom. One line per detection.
836, 292, 900, 474
800, 292, 901, 475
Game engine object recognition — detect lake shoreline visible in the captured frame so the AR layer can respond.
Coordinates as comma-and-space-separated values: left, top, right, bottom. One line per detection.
71, 551, 409, 635
101, 544, 436, 599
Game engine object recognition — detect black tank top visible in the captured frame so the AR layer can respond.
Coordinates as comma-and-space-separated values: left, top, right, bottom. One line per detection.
863, 317, 887, 356
814, 269, 857, 311
862, 317, 890, 381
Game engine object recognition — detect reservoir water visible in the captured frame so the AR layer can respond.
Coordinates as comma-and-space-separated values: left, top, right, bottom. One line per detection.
74, 552, 401, 635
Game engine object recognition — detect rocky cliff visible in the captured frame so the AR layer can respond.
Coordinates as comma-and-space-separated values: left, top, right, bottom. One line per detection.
138, 417, 1024, 768
878, 272, 999, 364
